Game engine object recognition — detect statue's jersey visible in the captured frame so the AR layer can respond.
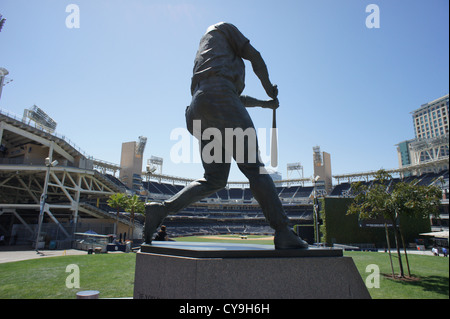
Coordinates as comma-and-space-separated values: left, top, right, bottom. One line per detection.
191, 22, 250, 96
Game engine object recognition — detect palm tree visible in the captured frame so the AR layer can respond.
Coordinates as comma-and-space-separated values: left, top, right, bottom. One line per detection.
107, 193, 127, 238
125, 194, 145, 240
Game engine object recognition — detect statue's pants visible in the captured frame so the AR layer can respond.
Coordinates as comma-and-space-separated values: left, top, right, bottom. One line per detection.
164, 79, 290, 231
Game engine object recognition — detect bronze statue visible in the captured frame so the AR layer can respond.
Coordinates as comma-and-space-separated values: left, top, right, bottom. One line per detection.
144, 22, 308, 249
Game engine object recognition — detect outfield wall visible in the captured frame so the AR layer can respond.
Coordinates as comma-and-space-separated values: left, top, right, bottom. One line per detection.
320, 197, 431, 248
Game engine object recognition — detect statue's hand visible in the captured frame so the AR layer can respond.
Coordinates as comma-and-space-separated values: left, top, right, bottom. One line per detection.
268, 84, 278, 99
264, 83, 278, 99
264, 98, 279, 110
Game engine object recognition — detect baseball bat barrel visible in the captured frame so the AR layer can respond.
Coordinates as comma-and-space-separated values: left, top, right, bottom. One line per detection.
271, 108, 278, 167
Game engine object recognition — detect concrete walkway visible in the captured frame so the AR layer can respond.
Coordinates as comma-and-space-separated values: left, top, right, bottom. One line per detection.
0, 247, 88, 264
0, 246, 445, 264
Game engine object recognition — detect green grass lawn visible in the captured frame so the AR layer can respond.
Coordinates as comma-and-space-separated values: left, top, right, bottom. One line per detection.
345, 251, 448, 299
0, 235, 448, 299
0, 253, 136, 299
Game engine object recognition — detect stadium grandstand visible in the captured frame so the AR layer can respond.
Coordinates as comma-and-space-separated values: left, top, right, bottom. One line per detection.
0, 107, 133, 249
138, 165, 448, 239
140, 178, 317, 239
1, 105, 448, 249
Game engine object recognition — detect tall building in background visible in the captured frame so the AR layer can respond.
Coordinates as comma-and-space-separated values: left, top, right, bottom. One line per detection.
119, 136, 147, 190
313, 146, 332, 194
396, 94, 449, 173
412, 94, 449, 140
396, 139, 413, 167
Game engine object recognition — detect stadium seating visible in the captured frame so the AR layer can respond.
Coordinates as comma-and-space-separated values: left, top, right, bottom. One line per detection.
327, 169, 448, 197
229, 188, 244, 199
124, 169, 448, 238
330, 183, 351, 196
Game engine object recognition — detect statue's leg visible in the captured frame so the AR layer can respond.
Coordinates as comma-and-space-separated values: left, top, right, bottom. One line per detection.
237, 163, 290, 230
164, 160, 231, 213
237, 162, 308, 249
143, 140, 231, 243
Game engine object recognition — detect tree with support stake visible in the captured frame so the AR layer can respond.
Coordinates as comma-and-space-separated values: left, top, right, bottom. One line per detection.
347, 169, 442, 278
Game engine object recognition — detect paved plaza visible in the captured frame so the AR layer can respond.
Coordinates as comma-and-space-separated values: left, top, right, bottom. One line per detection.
0, 246, 91, 264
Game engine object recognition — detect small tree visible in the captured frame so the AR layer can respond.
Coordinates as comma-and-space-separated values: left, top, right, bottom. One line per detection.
390, 179, 442, 275
125, 194, 145, 240
107, 193, 127, 237
348, 169, 442, 278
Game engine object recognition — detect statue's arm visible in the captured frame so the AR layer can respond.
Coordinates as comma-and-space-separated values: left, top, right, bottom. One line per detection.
240, 95, 279, 110
241, 43, 278, 99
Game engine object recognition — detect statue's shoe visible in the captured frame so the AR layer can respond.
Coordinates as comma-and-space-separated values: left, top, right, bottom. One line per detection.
143, 202, 168, 244
274, 228, 309, 250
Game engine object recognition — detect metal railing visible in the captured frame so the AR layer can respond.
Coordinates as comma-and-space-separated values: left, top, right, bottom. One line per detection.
0, 107, 93, 159
1, 107, 121, 170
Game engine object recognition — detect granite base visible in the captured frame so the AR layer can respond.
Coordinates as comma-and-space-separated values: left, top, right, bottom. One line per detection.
133, 242, 371, 299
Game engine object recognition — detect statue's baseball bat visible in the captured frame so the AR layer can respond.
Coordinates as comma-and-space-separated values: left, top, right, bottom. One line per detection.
271, 108, 278, 167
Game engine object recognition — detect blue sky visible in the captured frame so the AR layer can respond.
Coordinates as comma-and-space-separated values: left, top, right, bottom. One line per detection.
0, 0, 448, 181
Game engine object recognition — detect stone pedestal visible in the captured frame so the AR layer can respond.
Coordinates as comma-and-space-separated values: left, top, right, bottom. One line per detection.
133, 242, 371, 299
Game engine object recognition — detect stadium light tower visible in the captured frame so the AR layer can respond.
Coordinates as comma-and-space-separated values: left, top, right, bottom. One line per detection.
147, 156, 164, 183
0, 67, 13, 101
287, 162, 304, 186
136, 136, 147, 156
23, 105, 57, 133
